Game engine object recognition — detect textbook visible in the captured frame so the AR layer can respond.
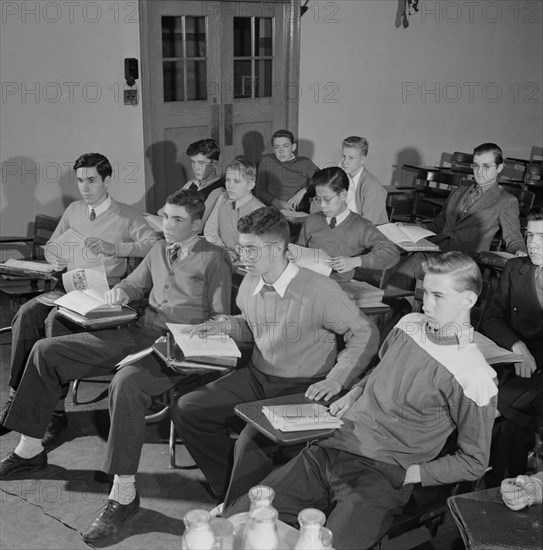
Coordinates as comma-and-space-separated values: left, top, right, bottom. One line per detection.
377, 223, 440, 252
287, 244, 332, 277
473, 332, 524, 365
54, 265, 125, 317
0, 258, 55, 275
44, 227, 104, 271
262, 403, 343, 433
339, 280, 384, 307
57, 306, 137, 328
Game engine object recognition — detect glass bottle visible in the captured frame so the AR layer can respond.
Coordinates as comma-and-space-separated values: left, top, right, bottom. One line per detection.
294, 508, 327, 550
242, 506, 279, 550
248, 485, 275, 511
182, 509, 215, 550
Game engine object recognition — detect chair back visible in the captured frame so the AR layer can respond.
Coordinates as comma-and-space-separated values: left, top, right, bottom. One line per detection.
451, 152, 473, 174
32, 214, 60, 261
525, 162, 543, 183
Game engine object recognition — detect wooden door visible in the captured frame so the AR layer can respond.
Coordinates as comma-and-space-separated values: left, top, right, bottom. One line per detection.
140, 0, 301, 213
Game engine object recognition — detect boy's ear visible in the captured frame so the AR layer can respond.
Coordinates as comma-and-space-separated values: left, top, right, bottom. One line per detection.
248, 179, 256, 190
292, 142, 297, 153
192, 218, 204, 233
463, 290, 478, 310
103, 175, 111, 189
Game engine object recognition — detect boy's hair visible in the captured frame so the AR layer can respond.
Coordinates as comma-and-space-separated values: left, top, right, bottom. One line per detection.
271, 129, 295, 145
166, 189, 205, 220
237, 206, 290, 250
186, 139, 220, 161
473, 143, 503, 166
422, 252, 482, 296
73, 153, 112, 180
527, 206, 543, 221
312, 167, 349, 193
342, 136, 369, 156
226, 159, 257, 183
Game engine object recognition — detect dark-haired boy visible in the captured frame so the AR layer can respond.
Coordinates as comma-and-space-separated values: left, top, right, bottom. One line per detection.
173, 206, 379, 507
254, 129, 318, 213
0, 190, 232, 542
1, 152, 159, 439
225, 252, 498, 550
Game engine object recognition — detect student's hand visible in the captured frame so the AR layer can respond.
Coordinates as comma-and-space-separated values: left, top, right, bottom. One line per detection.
272, 199, 293, 211
104, 288, 130, 306
85, 237, 115, 256
501, 475, 543, 510
287, 188, 307, 210
305, 378, 342, 402
189, 317, 231, 338
326, 256, 361, 273
512, 341, 537, 378
46, 256, 69, 271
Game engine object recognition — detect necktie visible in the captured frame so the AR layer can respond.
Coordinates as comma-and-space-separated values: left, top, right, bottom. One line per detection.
459, 186, 483, 218
90, 208, 96, 221
168, 244, 180, 266
231, 201, 236, 210
189, 182, 199, 192
329, 217, 336, 229
261, 283, 276, 295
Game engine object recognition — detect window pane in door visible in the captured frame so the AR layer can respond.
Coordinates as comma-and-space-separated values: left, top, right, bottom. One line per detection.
255, 59, 272, 98
255, 18, 272, 56
234, 17, 252, 57
234, 60, 252, 98
185, 16, 206, 57
186, 61, 208, 100
163, 61, 184, 102
162, 16, 183, 58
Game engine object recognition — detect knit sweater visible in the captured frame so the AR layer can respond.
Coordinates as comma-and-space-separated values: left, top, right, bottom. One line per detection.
225, 267, 379, 387
47, 199, 159, 281
204, 192, 265, 251
321, 313, 498, 486
255, 154, 318, 204
116, 238, 231, 331
297, 211, 400, 282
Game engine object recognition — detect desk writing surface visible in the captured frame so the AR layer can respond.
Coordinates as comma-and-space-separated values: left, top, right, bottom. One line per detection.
235, 393, 337, 446
447, 487, 543, 550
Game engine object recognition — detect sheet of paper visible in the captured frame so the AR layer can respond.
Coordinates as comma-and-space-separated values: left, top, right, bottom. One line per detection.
378, 223, 435, 244
142, 213, 163, 233
2, 259, 54, 273
166, 323, 241, 358
287, 244, 332, 277
43, 227, 104, 271
62, 265, 110, 295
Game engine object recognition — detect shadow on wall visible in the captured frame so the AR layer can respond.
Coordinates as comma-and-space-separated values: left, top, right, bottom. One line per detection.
391, 147, 422, 186
236, 131, 266, 167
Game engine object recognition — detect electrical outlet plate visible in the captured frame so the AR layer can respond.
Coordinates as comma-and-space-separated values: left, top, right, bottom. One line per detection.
124, 89, 138, 105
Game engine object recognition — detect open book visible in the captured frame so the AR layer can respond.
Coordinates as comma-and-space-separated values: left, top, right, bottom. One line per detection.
0, 258, 55, 275
43, 227, 105, 271
339, 280, 384, 307
287, 244, 332, 277
142, 213, 163, 233
378, 223, 440, 252
262, 403, 343, 432
53, 266, 136, 324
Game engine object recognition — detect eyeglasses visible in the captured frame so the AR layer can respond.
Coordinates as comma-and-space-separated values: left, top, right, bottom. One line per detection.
470, 163, 497, 172
234, 242, 275, 259
313, 193, 340, 205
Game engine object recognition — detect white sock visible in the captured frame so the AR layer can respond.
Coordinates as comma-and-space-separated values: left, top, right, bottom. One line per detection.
109, 474, 136, 505
14, 435, 44, 459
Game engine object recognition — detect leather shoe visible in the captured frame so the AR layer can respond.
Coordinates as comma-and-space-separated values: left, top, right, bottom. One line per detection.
81, 492, 140, 542
0, 450, 47, 479
41, 412, 68, 447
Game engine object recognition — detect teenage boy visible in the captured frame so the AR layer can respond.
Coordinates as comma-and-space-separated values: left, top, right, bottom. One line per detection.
479, 207, 543, 481
204, 159, 265, 260
386, 143, 527, 290
0, 190, 232, 542
0, 153, 159, 439
255, 129, 318, 212
224, 252, 498, 550
340, 136, 388, 225
173, 206, 379, 506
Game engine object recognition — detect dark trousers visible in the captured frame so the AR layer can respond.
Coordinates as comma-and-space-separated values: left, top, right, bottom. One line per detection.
172, 364, 319, 501
224, 445, 413, 550
4, 323, 187, 475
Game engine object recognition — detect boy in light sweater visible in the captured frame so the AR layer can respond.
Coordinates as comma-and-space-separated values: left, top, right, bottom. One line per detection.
255, 129, 318, 213
173, 206, 379, 506
0, 153, 159, 443
204, 159, 265, 260
225, 252, 499, 550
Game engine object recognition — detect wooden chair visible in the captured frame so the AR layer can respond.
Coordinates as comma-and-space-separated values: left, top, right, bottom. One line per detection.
450, 151, 473, 175
524, 162, 543, 206
499, 184, 535, 234
0, 214, 60, 323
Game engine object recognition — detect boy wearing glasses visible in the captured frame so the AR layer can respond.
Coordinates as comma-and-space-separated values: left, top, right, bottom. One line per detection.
204, 159, 265, 260
173, 207, 379, 506
387, 143, 527, 290
255, 129, 318, 213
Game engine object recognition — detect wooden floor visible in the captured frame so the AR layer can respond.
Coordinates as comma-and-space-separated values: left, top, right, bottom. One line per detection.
0, 294, 466, 550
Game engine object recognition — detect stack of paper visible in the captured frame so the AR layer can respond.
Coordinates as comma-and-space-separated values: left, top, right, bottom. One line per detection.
0, 259, 55, 274
340, 280, 385, 307
377, 223, 440, 252
262, 403, 343, 432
